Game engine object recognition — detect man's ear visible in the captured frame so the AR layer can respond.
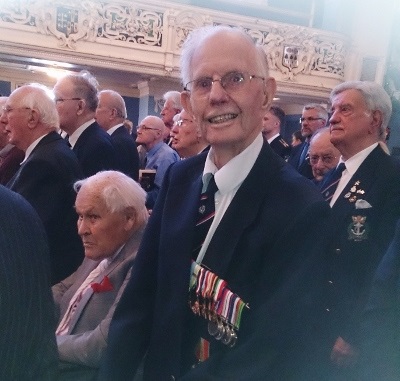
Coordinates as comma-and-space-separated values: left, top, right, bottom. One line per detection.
27, 109, 40, 129
370, 109, 383, 135
261, 77, 277, 110
76, 99, 86, 116
181, 91, 194, 116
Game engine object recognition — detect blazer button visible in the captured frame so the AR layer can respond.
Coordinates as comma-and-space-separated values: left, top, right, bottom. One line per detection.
335, 248, 341, 254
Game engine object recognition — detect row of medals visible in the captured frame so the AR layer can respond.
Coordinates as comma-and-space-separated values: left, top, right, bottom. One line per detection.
189, 294, 238, 347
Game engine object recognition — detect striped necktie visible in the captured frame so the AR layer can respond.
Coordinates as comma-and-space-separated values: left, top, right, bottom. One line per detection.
192, 175, 218, 258
321, 162, 346, 202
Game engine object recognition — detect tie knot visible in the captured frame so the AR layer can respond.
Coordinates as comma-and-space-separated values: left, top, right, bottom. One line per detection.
205, 175, 218, 195
336, 162, 346, 174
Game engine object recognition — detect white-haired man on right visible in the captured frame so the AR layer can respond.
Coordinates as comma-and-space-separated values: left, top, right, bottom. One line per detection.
160, 90, 182, 143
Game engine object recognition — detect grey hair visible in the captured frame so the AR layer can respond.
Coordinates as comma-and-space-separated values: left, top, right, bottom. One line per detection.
99, 89, 127, 118
180, 25, 268, 87
163, 91, 182, 111
74, 171, 148, 229
65, 70, 99, 111
303, 103, 329, 123
330, 81, 392, 134
17, 83, 59, 129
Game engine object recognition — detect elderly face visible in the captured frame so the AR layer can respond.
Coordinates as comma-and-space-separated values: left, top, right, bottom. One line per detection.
0, 99, 10, 149
309, 131, 340, 182
135, 116, 163, 148
181, 30, 276, 163
75, 186, 133, 261
170, 110, 199, 157
300, 108, 326, 139
161, 99, 180, 129
0, 90, 32, 150
53, 77, 82, 133
95, 92, 113, 130
329, 89, 381, 160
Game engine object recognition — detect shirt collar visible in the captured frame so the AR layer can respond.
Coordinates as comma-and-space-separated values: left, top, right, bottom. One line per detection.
267, 133, 280, 144
22, 133, 49, 164
107, 123, 123, 135
341, 143, 378, 177
202, 133, 263, 194
69, 119, 95, 148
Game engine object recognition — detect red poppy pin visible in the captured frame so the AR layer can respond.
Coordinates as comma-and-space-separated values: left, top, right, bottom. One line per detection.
91, 276, 113, 293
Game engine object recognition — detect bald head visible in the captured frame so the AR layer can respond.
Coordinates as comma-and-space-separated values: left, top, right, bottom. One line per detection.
136, 115, 165, 151
96, 90, 127, 131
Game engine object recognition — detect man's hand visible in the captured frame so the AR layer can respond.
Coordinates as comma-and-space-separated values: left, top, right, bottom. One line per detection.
330, 336, 359, 367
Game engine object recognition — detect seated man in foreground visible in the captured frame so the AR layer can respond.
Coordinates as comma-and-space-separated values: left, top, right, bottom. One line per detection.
52, 170, 148, 380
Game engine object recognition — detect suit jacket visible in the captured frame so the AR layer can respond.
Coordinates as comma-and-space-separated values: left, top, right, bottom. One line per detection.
359, 219, 400, 380
319, 146, 400, 347
7, 131, 84, 284
0, 185, 58, 380
53, 229, 143, 378
268, 134, 291, 160
287, 140, 313, 179
111, 126, 140, 181
73, 122, 118, 177
0, 144, 24, 185
98, 142, 331, 380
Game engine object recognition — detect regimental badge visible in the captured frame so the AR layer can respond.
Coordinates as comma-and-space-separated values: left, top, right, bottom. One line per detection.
344, 180, 365, 203
348, 215, 369, 241
198, 205, 206, 214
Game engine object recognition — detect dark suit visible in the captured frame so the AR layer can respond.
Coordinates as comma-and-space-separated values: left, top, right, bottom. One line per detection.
359, 219, 400, 380
110, 125, 140, 181
318, 146, 400, 377
0, 144, 24, 185
73, 122, 118, 177
98, 142, 330, 380
7, 131, 84, 284
0, 185, 58, 380
287, 140, 313, 179
53, 229, 143, 381
268, 134, 291, 160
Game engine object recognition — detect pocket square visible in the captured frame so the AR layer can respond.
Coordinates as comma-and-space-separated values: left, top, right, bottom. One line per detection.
91, 276, 113, 293
355, 199, 372, 209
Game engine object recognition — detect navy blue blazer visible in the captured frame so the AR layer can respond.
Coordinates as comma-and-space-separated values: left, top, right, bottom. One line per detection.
98, 142, 331, 380
7, 131, 84, 284
268, 134, 291, 160
319, 146, 400, 347
110, 126, 139, 181
73, 122, 118, 177
0, 185, 58, 380
287, 140, 313, 179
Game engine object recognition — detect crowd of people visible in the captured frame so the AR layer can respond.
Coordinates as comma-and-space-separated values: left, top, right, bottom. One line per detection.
0, 24, 399, 381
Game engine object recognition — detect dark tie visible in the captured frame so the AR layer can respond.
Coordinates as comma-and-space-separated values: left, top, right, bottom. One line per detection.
298, 141, 309, 169
64, 135, 71, 148
192, 175, 218, 258
320, 162, 346, 201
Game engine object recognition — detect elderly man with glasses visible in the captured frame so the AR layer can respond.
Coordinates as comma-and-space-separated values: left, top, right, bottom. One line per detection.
288, 103, 329, 179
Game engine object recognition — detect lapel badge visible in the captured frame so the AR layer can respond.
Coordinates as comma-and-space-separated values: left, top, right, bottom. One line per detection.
344, 180, 365, 203
348, 215, 369, 241
199, 205, 206, 214
344, 192, 351, 198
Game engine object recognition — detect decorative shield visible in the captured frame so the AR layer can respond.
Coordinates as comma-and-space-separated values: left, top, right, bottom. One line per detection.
282, 46, 299, 71
56, 6, 78, 37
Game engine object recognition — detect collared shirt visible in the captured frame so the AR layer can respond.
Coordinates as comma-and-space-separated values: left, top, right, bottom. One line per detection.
21, 133, 49, 164
68, 119, 95, 148
107, 123, 123, 135
330, 142, 378, 207
267, 133, 280, 144
145, 141, 179, 187
196, 133, 263, 264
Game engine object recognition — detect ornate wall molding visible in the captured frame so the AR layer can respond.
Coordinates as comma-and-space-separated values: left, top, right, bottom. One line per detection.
0, 0, 349, 97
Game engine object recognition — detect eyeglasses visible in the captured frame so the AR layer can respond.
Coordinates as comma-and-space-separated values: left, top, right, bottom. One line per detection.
176, 118, 193, 127
299, 117, 324, 123
55, 98, 82, 104
307, 154, 337, 166
1, 106, 31, 114
137, 125, 160, 131
184, 71, 265, 96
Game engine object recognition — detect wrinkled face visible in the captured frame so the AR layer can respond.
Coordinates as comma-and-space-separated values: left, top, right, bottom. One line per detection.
262, 110, 279, 137
161, 99, 180, 128
53, 77, 81, 133
329, 89, 378, 158
135, 117, 162, 148
0, 91, 31, 150
75, 187, 132, 261
300, 109, 326, 138
0, 100, 10, 149
182, 31, 276, 157
95, 93, 113, 130
309, 131, 340, 182
170, 110, 199, 157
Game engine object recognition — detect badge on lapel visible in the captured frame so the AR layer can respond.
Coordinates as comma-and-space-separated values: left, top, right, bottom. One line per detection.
344, 180, 365, 203
347, 199, 372, 241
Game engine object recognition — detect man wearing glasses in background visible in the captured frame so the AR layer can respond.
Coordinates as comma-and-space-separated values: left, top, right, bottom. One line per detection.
136, 115, 179, 209
99, 25, 330, 380
308, 127, 340, 185
288, 103, 329, 179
